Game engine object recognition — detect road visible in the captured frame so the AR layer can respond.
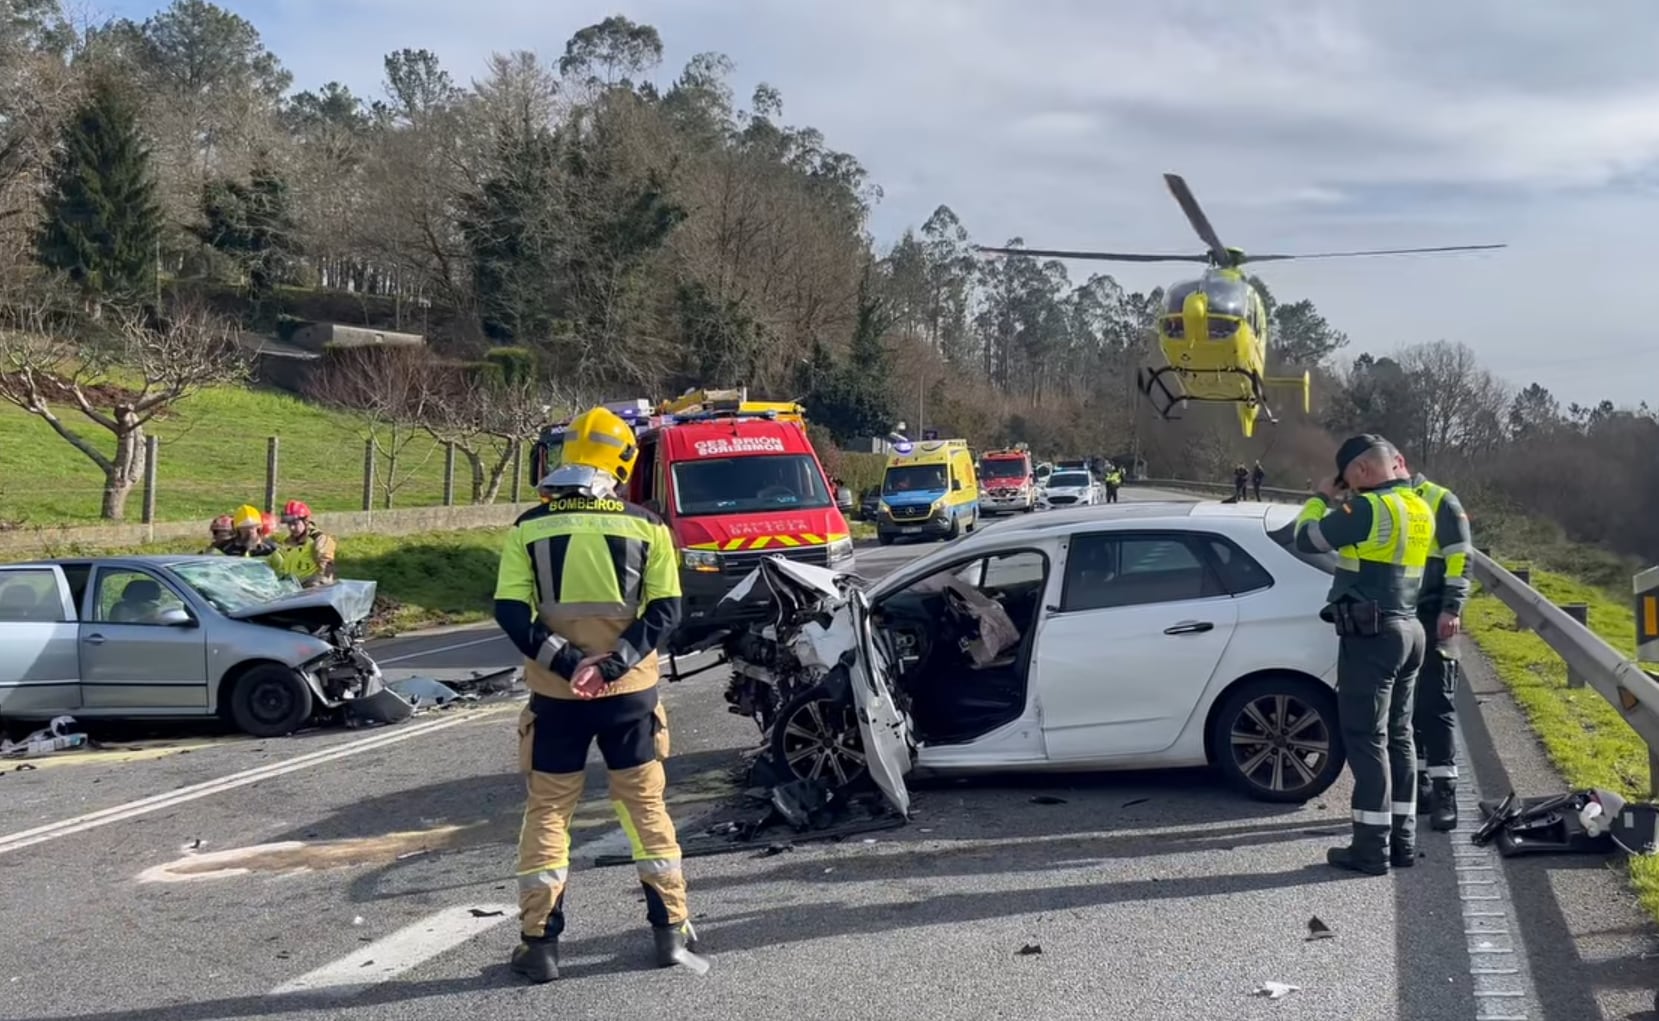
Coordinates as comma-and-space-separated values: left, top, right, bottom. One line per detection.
1, 487, 1654, 1021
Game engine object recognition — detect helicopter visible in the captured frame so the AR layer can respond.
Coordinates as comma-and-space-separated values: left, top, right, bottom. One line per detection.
978, 174, 1506, 438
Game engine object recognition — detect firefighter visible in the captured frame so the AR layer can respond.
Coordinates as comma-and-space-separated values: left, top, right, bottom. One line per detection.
204, 514, 235, 554
1394, 454, 1473, 831
493, 404, 705, 984
221, 505, 277, 557
272, 500, 337, 588
1294, 434, 1435, 875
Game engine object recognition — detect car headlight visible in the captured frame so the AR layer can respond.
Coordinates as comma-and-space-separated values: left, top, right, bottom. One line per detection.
827, 536, 854, 562
682, 549, 722, 573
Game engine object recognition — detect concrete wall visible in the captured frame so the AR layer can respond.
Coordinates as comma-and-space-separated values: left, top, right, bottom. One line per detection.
287, 323, 426, 353
0, 501, 535, 558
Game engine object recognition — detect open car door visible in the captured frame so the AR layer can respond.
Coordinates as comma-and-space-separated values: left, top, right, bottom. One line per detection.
848, 587, 914, 817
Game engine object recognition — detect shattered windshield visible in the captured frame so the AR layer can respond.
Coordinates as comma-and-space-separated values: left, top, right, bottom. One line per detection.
671, 454, 832, 516
168, 558, 302, 614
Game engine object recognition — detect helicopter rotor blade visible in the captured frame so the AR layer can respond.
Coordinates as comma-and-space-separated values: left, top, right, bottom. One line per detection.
1163, 173, 1232, 266
1242, 244, 1508, 263
976, 245, 1208, 263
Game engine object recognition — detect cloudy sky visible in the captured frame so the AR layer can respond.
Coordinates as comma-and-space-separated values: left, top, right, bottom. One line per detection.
104, 0, 1659, 408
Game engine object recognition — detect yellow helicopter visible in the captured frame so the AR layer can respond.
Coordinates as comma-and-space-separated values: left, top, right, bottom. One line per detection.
979, 174, 1506, 438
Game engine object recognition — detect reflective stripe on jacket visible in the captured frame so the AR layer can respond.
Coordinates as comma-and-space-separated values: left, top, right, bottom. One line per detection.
1294, 479, 1435, 617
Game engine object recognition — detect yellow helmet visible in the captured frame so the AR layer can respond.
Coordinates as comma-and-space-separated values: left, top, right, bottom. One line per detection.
231, 504, 263, 530
541, 405, 638, 492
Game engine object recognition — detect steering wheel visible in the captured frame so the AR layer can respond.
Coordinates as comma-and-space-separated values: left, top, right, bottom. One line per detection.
757, 485, 794, 501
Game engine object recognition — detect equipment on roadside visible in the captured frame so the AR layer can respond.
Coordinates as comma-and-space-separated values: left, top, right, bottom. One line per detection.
1472, 788, 1659, 858
977, 173, 1505, 438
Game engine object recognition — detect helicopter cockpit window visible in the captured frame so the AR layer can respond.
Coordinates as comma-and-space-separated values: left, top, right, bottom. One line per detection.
1202, 276, 1248, 317
1163, 280, 1202, 313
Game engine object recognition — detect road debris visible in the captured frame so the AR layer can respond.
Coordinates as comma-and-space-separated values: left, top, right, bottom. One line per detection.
1306, 917, 1333, 941
1016, 943, 1043, 956
1, 716, 88, 758
468, 908, 505, 918
1474, 788, 1659, 857
1030, 795, 1068, 806
1251, 981, 1300, 999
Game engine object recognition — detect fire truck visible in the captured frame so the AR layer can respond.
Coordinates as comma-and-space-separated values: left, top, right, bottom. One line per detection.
531, 388, 856, 652
976, 445, 1037, 514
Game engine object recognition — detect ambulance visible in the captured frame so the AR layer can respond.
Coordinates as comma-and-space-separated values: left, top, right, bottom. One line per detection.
976, 445, 1037, 514
532, 389, 855, 651
875, 437, 981, 545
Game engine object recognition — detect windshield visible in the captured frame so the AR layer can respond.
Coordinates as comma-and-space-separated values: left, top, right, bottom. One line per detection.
1049, 471, 1091, 488
1163, 275, 1248, 317
168, 558, 302, 614
883, 464, 948, 495
671, 454, 832, 516
979, 459, 1027, 480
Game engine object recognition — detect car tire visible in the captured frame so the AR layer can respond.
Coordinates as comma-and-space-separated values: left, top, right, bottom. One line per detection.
1209, 675, 1344, 803
769, 684, 869, 790
228, 664, 315, 738
877, 532, 895, 547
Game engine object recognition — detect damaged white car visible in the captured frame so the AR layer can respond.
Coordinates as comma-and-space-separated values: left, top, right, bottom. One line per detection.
718, 501, 1346, 811
0, 555, 390, 737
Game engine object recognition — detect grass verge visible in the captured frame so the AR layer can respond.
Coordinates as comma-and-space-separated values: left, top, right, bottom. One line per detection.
1463, 564, 1659, 920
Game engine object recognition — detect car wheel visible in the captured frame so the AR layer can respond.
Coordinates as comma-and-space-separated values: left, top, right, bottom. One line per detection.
877, 532, 895, 546
770, 686, 868, 789
228, 664, 315, 738
1210, 676, 1344, 803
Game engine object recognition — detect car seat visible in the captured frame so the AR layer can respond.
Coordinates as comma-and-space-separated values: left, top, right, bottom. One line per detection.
110, 578, 164, 623
0, 584, 47, 621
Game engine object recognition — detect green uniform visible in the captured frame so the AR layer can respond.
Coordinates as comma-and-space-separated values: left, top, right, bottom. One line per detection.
1409, 474, 1473, 828
1296, 479, 1436, 869
492, 492, 692, 958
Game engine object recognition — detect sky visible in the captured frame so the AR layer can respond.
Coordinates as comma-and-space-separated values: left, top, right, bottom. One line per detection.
100, 0, 1659, 409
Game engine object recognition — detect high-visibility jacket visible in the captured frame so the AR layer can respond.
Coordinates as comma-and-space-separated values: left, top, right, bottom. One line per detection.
493, 493, 683, 700
272, 530, 337, 586
1410, 473, 1472, 618
1294, 479, 1435, 617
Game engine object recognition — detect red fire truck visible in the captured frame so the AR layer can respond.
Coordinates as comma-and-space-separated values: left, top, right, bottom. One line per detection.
531, 389, 856, 651
977, 445, 1037, 514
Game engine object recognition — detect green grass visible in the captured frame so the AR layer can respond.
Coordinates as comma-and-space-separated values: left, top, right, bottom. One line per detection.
0, 386, 479, 527
1463, 563, 1659, 920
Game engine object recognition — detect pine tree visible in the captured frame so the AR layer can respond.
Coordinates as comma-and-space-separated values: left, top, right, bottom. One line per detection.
36, 75, 162, 305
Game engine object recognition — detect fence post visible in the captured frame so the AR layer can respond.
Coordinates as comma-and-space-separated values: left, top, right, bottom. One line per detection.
1559, 603, 1589, 687
264, 436, 279, 513
361, 439, 375, 514
443, 442, 456, 507
141, 435, 159, 538
510, 440, 522, 503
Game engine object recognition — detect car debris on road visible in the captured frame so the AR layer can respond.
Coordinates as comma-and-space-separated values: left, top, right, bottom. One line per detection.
1473, 788, 1659, 858
1, 716, 88, 758
346, 668, 524, 727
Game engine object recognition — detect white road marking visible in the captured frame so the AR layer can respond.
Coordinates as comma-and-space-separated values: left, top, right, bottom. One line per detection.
377, 634, 507, 665
0, 713, 481, 857
270, 904, 516, 995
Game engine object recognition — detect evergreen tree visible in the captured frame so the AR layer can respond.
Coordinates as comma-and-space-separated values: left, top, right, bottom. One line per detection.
194, 150, 301, 302
36, 75, 163, 305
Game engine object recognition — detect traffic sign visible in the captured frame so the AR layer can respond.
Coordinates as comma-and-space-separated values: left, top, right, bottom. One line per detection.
1637, 566, 1659, 663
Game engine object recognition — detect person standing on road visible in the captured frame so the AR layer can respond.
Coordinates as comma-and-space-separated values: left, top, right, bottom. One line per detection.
1104, 465, 1122, 503
1294, 434, 1435, 875
271, 500, 337, 588
221, 505, 277, 557
493, 404, 706, 984
1393, 454, 1473, 832
1233, 464, 1249, 500
1251, 461, 1265, 501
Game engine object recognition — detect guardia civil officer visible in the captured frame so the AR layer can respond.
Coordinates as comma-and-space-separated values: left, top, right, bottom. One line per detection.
493, 404, 706, 983
1294, 434, 1436, 875
1393, 452, 1473, 831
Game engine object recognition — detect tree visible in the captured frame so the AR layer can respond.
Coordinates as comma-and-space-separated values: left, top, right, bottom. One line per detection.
0, 295, 246, 518
193, 151, 301, 305
558, 15, 663, 89
35, 75, 163, 309
1269, 299, 1347, 370
1507, 382, 1561, 439
305, 345, 437, 509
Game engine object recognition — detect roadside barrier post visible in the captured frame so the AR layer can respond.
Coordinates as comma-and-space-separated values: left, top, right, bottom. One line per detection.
1512, 564, 1532, 631
1636, 567, 1659, 665
1559, 603, 1589, 687
264, 436, 279, 513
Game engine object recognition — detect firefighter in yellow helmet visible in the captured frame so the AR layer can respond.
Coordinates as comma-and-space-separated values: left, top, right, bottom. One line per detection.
222, 505, 277, 558
493, 404, 705, 983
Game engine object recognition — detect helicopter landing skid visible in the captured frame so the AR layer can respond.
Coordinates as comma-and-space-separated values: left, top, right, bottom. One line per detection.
1136, 365, 1279, 424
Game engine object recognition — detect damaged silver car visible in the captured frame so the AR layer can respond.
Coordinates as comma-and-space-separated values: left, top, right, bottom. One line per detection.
0, 554, 390, 737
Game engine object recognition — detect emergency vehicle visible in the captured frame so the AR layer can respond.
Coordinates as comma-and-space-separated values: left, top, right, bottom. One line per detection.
977, 445, 1036, 514
876, 437, 980, 545
532, 389, 855, 651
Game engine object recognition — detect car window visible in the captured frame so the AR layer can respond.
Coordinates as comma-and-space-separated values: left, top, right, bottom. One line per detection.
94, 569, 188, 625
0, 569, 66, 623
1062, 532, 1225, 611
1199, 535, 1275, 595
981, 550, 1046, 588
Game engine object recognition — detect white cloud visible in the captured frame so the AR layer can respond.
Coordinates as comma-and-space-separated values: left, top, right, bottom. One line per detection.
206, 0, 1659, 407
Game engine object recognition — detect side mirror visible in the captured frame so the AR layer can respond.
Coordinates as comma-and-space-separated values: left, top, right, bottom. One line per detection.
158, 607, 196, 627
836, 490, 854, 511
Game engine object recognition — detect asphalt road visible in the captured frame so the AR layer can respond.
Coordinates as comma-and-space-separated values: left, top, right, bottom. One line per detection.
2, 488, 1654, 1021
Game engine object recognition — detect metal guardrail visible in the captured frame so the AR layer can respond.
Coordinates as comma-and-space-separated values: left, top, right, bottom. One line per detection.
1130, 475, 1659, 794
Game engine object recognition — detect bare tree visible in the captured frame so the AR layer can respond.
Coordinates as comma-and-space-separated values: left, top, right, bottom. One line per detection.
420, 364, 578, 503
0, 293, 247, 518
305, 344, 438, 508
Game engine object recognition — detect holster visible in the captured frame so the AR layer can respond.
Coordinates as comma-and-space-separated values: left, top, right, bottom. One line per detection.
1322, 600, 1383, 637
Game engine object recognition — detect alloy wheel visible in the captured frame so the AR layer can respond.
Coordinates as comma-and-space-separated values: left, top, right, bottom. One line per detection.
778, 698, 868, 787
1228, 693, 1332, 794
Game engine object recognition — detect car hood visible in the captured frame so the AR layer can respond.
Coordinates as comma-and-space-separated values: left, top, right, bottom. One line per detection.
226, 579, 377, 627
1043, 486, 1089, 496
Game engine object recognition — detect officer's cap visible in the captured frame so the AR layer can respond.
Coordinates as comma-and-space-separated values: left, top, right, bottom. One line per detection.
1334, 434, 1397, 477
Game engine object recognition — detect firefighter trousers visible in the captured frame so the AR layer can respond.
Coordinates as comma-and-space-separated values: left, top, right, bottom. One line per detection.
515, 688, 683, 941
1336, 617, 1426, 863
1412, 615, 1460, 781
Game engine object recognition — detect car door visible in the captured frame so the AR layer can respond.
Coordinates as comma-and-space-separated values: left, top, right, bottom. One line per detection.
79, 566, 209, 710
1035, 530, 1240, 761
848, 588, 913, 816
0, 565, 83, 715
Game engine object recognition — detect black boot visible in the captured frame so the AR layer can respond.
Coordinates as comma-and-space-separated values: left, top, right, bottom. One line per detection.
510, 937, 560, 984
1391, 845, 1418, 868
654, 921, 710, 973
1326, 845, 1388, 876
1430, 780, 1458, 832
1416, 773, 1432, 815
